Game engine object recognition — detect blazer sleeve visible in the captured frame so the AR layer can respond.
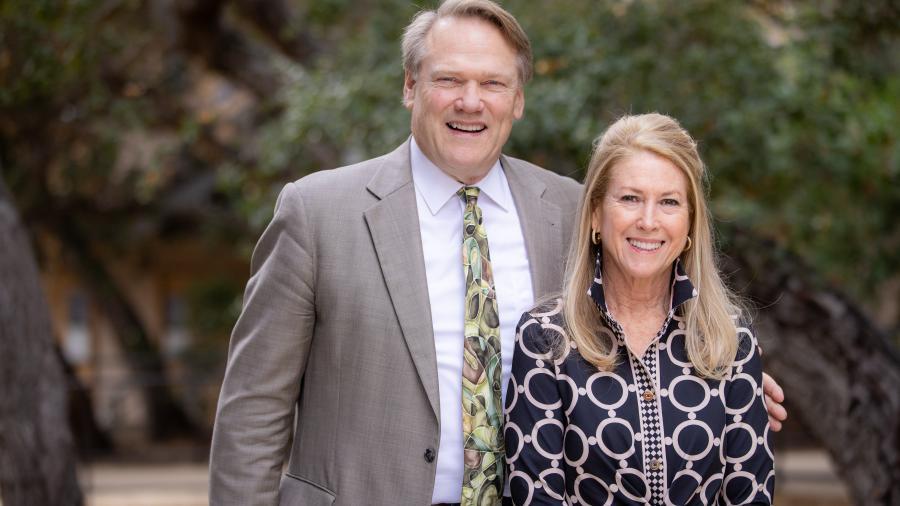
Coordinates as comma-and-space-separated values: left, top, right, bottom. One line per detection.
505, 312, 568, 505
718, 325, 775, 505
209, 181, 317, 506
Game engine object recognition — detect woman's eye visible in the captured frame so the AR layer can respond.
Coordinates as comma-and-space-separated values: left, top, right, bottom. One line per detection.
662, 198, 680, 206
621, 195, 639, 202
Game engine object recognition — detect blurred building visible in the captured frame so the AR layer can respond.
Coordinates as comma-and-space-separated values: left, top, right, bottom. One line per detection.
40, 234, 246, 449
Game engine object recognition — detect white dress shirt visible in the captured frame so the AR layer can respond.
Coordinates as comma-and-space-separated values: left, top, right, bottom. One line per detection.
410, 138, 535, 503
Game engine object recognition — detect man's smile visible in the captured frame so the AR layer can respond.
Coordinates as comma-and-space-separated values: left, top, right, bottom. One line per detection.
447, 121, 487, 133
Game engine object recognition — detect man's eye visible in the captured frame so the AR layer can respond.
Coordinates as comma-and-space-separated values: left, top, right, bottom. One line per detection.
436, 77, 458, 84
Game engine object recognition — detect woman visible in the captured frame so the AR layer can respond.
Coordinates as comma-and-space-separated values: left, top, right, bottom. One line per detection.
505, 113, 773, 505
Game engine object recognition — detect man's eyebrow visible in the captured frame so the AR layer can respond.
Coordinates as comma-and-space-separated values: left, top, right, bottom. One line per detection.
428, 68, 515, 81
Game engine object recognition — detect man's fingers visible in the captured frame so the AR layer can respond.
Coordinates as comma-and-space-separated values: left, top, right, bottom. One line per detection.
761, 373, 787, 433
764, 393, 788, 422
762, 372, 785, 403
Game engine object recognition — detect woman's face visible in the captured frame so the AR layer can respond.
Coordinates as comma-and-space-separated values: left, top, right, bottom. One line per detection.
592, 151, 691, 286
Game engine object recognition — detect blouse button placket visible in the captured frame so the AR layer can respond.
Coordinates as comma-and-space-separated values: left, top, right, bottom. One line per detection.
604, 308, 671, 505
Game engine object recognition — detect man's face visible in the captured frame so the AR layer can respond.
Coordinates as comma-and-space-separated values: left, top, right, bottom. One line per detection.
404, 16, 525, 184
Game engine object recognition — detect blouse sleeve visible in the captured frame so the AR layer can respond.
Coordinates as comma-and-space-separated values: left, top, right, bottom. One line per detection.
718, 325, 775, 505
505, 311, 568, 505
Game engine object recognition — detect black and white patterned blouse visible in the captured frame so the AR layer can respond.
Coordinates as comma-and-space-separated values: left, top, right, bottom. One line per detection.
504, 257, 774, 505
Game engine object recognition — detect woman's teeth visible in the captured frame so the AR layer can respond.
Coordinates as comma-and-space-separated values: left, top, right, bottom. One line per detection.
628, 239, 663, 251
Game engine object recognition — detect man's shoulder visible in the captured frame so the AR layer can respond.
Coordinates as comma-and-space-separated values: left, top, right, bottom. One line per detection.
292, 151, 395, 190
281, 142, 410, 202
269, 145, 408, 217
502, 154, 582, 202
503, 155, 581, 186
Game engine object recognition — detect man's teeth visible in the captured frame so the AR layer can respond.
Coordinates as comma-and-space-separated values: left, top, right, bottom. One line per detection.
448, 122, 485, 132
629, 239, 663, 251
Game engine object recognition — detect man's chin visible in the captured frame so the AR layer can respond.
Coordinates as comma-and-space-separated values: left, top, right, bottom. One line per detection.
443, 157, 496, 182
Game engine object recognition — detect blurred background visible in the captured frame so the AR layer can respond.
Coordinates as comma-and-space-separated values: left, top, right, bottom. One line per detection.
1, 0, 898, 505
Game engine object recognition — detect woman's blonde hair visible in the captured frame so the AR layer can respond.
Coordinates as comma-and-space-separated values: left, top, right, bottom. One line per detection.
563, 113, 743, 378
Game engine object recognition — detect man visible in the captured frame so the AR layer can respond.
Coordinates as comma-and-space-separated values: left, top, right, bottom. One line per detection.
209, 1, 786, 505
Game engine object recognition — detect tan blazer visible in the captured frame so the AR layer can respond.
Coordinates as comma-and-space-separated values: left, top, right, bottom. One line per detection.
209, 140, 582, 505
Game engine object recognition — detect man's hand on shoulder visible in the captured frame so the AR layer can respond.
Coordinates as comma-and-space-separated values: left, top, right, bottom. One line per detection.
762, 372, 787, 431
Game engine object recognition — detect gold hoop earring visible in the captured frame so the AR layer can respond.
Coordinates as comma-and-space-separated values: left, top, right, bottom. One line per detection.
591, 230, 601, 245
684, 236, 692, 252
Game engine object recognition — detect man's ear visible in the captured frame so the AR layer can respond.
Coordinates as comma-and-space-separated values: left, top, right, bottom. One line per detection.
513, 87, 525, 120
403, 72, 416, 109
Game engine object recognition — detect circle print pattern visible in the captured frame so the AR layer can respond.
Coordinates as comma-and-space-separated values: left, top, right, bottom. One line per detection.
585, 372, 629, 410
504, 292, 774, 506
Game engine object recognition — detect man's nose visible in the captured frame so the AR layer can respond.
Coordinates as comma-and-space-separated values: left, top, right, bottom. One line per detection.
455, 82, 484, 113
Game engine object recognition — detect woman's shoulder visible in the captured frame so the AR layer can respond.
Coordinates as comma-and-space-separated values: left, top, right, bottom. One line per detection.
519, 297, 566, 328
516, 297, 569, 355
731, 319, 762, 371
730, 308, 757, 348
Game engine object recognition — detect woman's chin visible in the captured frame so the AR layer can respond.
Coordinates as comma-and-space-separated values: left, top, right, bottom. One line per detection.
620, 264, 671, 284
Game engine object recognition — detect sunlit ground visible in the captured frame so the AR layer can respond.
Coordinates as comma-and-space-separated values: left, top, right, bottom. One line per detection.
77, 450, 850, 506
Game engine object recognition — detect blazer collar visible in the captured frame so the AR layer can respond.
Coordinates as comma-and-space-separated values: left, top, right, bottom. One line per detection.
409, 137, 511, 215
368, 141, 546, 210
364, 138, 440, 421
501, 154, 564, 299
365, 138, 415, 199
500, 153, 547, 199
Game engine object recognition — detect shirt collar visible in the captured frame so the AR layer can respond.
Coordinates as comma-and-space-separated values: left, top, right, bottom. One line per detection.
587, 252, 698, 316
409, 136, 512, 216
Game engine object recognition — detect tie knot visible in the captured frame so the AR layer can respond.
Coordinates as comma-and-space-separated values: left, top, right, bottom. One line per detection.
458, 186, 480, 205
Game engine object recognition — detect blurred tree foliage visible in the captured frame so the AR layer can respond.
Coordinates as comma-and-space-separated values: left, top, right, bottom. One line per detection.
263, 0, 900, 316
2, 0, 897, 319
183, 277, 242, 371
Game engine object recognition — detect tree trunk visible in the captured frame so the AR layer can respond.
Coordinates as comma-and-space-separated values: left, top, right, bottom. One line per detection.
0, 176, 83, 506
58, 347, 113, 459
723, 225, 900, 505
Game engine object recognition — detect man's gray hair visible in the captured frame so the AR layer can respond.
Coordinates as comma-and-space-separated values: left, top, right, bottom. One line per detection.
401, 0, 534, 86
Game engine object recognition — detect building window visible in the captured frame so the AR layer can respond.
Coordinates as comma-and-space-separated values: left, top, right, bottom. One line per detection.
63, 291, 91, 364
165, 295, 190, 356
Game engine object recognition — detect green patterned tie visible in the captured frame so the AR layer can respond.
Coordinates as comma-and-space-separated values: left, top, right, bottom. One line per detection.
458, 186, 504, 506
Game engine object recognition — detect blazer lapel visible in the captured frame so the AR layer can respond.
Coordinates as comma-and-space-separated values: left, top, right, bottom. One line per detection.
502, 156, 566, 299
363, 140, 440, 420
